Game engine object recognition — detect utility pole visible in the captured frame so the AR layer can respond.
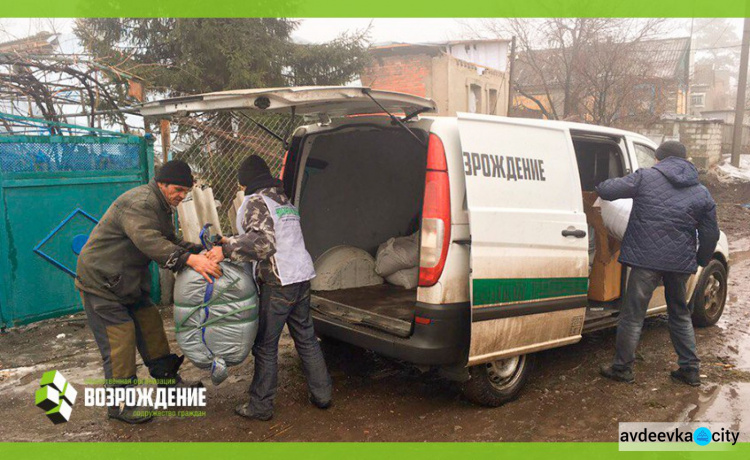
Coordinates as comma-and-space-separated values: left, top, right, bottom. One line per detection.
507, 36, 516, 117
731, 17, 750, 167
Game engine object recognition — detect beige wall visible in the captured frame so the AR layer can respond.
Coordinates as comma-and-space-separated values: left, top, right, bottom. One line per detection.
430, 54, 509, 116
361, 51, 509, 117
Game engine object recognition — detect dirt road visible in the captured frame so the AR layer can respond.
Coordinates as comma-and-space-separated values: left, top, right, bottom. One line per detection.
1, 177, 748, 442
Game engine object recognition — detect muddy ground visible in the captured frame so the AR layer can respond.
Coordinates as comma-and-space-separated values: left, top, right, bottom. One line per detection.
1, 175, 749, 442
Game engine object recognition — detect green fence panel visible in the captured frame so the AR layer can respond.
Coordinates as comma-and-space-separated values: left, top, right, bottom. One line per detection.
0, 115, 155, 328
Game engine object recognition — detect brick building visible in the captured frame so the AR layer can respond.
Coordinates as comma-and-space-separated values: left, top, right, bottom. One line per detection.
360, 40, 511, 116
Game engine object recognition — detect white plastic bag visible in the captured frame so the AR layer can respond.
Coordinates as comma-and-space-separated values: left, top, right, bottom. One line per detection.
375, 232, 419, 277
595, 197, 633, 241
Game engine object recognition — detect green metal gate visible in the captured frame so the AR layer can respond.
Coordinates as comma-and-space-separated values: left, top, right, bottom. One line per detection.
0, 114, 155, 328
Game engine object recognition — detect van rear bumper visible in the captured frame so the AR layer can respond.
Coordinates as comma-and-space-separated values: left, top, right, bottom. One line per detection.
312, 301, 470, 367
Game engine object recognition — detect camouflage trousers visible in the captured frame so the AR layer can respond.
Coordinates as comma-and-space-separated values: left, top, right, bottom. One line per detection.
81, 291, 178, 382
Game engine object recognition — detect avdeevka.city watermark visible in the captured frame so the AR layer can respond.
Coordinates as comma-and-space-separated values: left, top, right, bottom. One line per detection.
35, 370, 78, 424
35, 371, 208, 423
619, 422, 743, 451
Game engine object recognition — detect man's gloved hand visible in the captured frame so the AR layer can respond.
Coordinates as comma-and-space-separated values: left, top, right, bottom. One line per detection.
187, 253, 222, 282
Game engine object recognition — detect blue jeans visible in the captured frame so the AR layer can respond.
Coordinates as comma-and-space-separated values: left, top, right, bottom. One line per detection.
248, 281, 332, 416
613, 267, 700, 372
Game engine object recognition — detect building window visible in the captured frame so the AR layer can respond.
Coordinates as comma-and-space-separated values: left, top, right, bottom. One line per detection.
691, 93, 705, 108
488, 89, 499, 115
469, 84, 482, 113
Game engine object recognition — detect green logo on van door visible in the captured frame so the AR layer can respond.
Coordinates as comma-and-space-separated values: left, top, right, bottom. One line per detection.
275, 206, 300, 218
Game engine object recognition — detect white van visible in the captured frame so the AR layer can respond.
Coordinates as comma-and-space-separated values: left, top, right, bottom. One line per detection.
141, 87, 730, 406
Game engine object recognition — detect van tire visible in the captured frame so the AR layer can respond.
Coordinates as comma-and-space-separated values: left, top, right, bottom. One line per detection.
462, 354, 534, 407
691, 259, 728, 328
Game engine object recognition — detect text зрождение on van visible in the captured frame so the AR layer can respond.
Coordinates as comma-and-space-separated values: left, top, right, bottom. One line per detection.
463, 152, 546, 181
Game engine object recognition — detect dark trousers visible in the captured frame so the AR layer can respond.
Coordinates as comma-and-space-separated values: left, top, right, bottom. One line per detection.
248, 280, 332, 416
81, 291, 174, 382
613, 267, 700, 372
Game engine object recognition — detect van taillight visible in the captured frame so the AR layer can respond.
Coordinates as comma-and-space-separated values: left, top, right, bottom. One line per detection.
419, 134, 451, 287
278, 151, 289, 180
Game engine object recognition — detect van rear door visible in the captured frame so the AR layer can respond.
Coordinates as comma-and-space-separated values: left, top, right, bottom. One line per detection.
138, 86, 436, 118
457, 114, 589, 365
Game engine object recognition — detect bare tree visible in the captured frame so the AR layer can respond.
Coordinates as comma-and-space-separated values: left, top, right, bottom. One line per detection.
477, 18, 670, 124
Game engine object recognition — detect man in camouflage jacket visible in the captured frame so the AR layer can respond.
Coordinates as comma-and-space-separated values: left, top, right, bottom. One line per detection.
208, 155, 331, 421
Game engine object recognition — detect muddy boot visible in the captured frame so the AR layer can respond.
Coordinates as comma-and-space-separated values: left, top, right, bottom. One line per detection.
148, 354, 202, 388
235, 402, 273, 421
309, 394, 332, 410
670, 368, 701, 387
108, 403, 153, 424
599, 364, 635, 383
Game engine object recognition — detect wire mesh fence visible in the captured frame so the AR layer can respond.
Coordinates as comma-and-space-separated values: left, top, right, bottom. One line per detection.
170, 111, 303, 234
0, 112, 146, 174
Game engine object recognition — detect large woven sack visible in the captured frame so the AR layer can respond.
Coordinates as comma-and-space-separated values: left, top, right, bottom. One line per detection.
596, 198, 632, 241
174, 261, 258, 385
385, 267, 419, 289
311, 246, 383, 291
375, 232, 419, 277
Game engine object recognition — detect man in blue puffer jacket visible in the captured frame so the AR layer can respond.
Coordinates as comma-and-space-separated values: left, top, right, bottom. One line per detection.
596, 141, 719, 386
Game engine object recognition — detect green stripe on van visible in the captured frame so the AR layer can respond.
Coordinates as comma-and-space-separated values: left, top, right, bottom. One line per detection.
472, 277, 589, 306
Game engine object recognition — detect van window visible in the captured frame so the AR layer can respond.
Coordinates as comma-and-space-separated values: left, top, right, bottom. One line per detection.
634, 143, 657, 170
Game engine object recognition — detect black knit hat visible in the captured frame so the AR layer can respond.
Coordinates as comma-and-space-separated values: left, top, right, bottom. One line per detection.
238, 155, 271, 187
155, 160, 194, 187
655, 140, 687, 161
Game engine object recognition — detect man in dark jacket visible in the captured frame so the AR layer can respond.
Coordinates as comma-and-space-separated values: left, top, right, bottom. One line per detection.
76, 160, 222, 424
207, 155, 332, 421
596, 141, 720, 386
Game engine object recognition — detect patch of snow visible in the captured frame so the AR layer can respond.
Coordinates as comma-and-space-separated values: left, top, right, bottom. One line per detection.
715, 154, 750, 183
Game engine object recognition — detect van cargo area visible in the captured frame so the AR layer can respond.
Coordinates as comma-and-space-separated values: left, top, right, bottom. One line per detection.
572, 134, 629, 328
295, 125, 428, 337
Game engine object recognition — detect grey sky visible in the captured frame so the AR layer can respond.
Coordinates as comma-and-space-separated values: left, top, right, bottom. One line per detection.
0, 17, 743, 47
0, 18, 469, 45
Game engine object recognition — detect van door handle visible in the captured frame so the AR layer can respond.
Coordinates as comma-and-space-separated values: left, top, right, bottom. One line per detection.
562, 229, 587, 238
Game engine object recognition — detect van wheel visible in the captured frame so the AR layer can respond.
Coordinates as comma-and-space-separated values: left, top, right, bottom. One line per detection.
462, 354, 534, 407
691, 259, 728, 328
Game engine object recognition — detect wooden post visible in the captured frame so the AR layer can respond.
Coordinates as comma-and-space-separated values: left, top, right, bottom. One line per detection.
160, 119, 171, 164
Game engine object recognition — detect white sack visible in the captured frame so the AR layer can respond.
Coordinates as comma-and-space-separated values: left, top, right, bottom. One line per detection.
595, 197, 633, 241
385, 267, 419, 289
375, 232, 419, 277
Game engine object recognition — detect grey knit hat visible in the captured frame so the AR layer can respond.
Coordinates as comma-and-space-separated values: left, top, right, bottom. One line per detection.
655, 141, 687, 161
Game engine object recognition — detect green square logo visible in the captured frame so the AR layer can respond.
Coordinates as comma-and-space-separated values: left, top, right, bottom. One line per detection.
35, 370, 76, 424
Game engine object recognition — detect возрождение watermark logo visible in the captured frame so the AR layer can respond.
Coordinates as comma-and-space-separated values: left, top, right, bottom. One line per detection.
34, 370, 77, 424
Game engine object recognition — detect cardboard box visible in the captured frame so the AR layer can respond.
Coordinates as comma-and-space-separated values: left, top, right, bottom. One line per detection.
582, 192, 622, 301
